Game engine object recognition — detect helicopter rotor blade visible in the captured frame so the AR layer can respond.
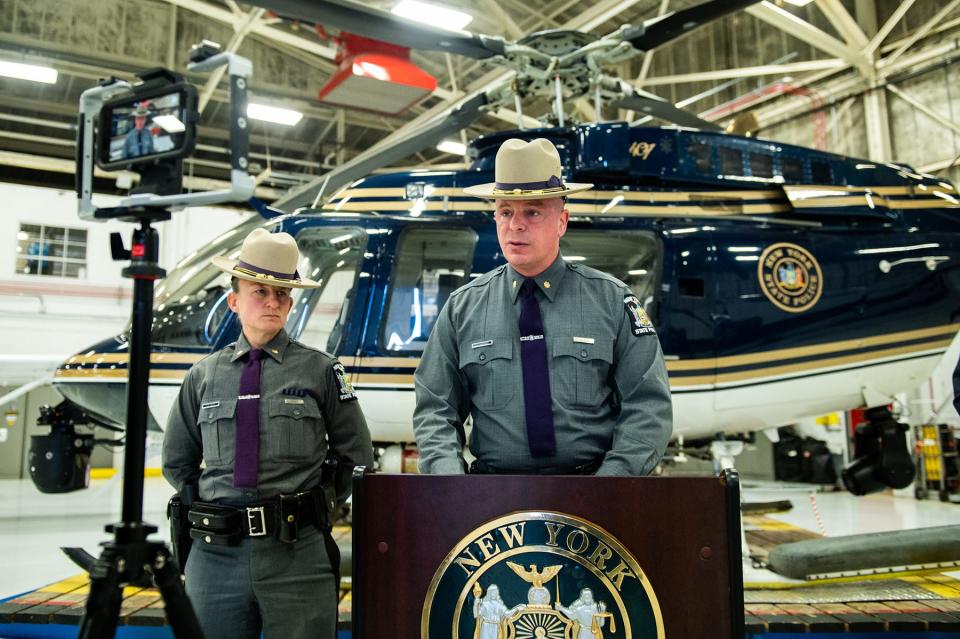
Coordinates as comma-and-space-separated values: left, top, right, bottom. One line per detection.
610, 93, 721, 131
274, 92, 490, 212
249, 0, 506, 59
621, 0, 759, 52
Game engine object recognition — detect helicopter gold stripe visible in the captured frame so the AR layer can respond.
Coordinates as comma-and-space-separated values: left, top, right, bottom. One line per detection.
581, 190, 784, 201
710, 340, 951, 384
54, 368, 187, 380
603, 204, 792, 216
330, 200, 792, 217
788, 185, 936, 196
342, 356, 420, 369
352, 373, 416, 384
666, 323, 960, 371
331, 188, 787, 203
791, 195, 960, 209
61, 353, 206, 365
52, 341, 950, 387
894, 199, 960, 209
349, 341, 949, 388
57, 323, 958, 377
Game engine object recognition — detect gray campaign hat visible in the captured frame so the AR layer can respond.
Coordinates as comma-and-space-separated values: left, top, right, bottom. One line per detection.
463, 138, 593, 200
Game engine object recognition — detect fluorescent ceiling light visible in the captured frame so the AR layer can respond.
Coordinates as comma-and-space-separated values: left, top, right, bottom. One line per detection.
0, 60, 58, 84
247, 103, 303, 126
782, 0, 814, 6
392, 0, 473, 31
152, 114, 185, 133
436, 139, 466, 155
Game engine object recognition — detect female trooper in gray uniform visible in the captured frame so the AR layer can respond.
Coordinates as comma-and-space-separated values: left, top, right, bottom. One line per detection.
413, 138, 673, 476
162, 228, 374, 639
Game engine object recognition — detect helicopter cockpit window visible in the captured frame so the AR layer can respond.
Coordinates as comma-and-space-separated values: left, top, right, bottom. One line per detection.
811, 160, 833, 184
719, 147, 743, 177
288, 227, 367, 354
781, 157, 804, 182
687, 141, 713, 175
148, 217, 262, 347
560, 229, 661, 313
383, 228, 478, 354
749, 153, 774, 179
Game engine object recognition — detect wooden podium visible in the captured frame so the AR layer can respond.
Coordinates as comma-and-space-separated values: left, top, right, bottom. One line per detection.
352, 469, 744, 639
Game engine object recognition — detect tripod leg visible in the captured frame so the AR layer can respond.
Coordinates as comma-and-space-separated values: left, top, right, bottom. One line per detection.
78, 545, 124, 639
152, 545, 206, 639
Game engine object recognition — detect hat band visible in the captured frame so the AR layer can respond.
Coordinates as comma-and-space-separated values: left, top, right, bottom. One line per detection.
235, 260, 300, 282
493, 175, 565, 192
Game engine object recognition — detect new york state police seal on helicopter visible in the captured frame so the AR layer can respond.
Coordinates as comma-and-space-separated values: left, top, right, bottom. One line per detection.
757, 242, 824, 313
421, 511, 664, 638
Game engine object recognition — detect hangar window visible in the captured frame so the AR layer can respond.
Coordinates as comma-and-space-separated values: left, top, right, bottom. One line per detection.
719, 147, 743, 177
811, 160, 833, 184
749, 153, 774, 178
15, 224, 87, 278
686, 141, 713, 174
383, 227, 478, 353
781, 157, 804, 182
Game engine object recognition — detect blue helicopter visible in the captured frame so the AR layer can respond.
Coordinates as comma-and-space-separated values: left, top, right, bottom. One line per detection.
37, 0, 960, 489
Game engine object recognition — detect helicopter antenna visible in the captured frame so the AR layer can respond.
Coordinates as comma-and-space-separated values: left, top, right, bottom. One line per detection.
554, 75, 565, 127
514, 91, 525, 129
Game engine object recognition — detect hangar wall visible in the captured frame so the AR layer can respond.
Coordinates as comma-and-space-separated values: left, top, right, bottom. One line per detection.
0, 182, 252, 385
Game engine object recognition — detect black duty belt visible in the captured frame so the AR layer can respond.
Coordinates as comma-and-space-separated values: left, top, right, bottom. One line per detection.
188, 486, 331, 546
469, 457, 602, 475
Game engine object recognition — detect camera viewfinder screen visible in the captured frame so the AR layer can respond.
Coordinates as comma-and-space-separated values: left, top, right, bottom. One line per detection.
106, 92, 186, 164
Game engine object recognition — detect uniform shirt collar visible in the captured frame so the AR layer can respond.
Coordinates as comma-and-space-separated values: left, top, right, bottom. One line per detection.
231, 329, 290, 363
508, 253, 567, 303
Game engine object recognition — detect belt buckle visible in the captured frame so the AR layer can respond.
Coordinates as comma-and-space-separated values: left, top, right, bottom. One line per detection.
246, 506, 267, 537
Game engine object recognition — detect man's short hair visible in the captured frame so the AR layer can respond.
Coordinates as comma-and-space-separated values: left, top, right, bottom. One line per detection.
230, 276, 239, 293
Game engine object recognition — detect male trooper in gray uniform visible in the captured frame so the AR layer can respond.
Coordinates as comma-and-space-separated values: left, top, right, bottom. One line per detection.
414, 138, 673, 476
163, 228, 374, 639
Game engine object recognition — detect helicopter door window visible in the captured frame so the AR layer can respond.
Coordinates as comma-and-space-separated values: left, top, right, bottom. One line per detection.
559, 229, 661, 313
749, 153, 774, 179
383, 228, 478, 354
781, 157, 804, 183
288, 227, 368, 353
719, 147, 744, 178
686, 141, 713, 175
811, 160, 833, 184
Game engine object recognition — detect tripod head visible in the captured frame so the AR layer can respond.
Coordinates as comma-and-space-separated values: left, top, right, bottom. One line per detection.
77, 41, 254, 221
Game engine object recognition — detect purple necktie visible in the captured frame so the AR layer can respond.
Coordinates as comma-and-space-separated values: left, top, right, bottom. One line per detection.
519, 279, 556, 457
234, 347, 265, 488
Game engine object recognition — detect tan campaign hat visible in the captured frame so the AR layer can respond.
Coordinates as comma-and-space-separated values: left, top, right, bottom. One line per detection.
132, 103, 151, 117
211, 228, 321, 289
463, 138, 593, 200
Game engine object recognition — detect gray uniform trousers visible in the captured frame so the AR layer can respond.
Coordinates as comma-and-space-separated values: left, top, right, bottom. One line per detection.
185, 524, 336, 639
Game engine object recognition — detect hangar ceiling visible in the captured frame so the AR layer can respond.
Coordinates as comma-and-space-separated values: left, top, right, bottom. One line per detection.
0, 0, 957, 202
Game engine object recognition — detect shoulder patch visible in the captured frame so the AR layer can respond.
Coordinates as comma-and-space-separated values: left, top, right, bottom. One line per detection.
624, 295, 656, 336
332, 361, 357, 401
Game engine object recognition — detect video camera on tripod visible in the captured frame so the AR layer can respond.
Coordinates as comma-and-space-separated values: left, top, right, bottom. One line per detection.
77, 39, 255, 220
29, 41, 257, 499
56, 40, 262, 639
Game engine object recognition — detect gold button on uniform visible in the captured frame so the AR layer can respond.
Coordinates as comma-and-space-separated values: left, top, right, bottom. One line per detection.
544, 281, 551, 289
